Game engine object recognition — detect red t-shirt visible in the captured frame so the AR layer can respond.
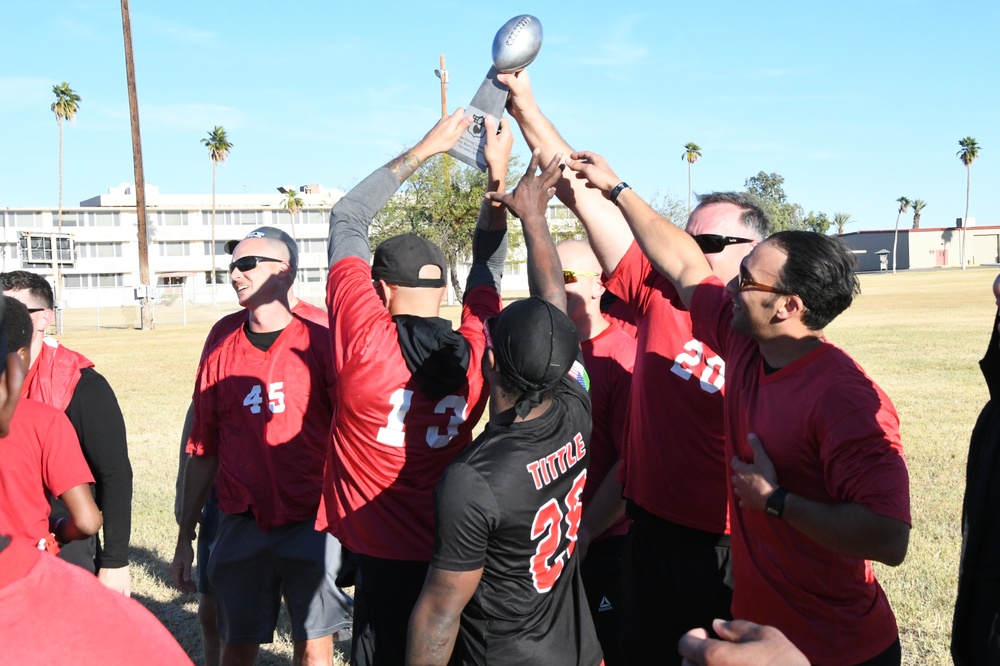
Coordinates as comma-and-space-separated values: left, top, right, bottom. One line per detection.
0, 538, 193, 665
197, 300, 328, 366
690, 277, 911, 666
319, 256, 500, 560
580, 323, 635, 540
187, 314, 334, 531
0, 399, 93, 546
604, 241, 729, 533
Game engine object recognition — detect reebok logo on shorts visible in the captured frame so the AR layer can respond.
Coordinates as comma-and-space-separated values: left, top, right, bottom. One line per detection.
598, 596, 613, 612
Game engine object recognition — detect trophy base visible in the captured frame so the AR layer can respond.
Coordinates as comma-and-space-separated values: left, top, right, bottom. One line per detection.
447, 67, 509, 171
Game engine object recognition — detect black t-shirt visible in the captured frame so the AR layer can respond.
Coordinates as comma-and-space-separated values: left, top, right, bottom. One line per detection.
433, 364, 602, 666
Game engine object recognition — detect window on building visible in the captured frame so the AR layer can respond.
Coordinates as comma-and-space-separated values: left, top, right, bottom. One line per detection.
20, 234, 74, 264
159, 241, 191, 257
158, 211, 186, 226
64, 275, 88, 289
79, 242, 123, 258
206, 270, 228, 285
57, 212, 80, 227
203, 240, 228, 255
299, 239, 325, 254
8, 212, 41, 227
79, 211, 121, 227
96, 273, 124, 288
299, 267, 324, 283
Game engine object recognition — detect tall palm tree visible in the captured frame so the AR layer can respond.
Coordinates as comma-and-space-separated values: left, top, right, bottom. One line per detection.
202, 126, 233, 293
957, 137, 980, 270
51, 82, 81, 303
891, 196, 910, 274
833, 212, 853, 235
282, 186, 304, 245
682, 142, 701, 214
911, 199, 926, 229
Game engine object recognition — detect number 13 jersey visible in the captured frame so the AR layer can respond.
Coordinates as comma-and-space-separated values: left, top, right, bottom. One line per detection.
319, 256, 501, 561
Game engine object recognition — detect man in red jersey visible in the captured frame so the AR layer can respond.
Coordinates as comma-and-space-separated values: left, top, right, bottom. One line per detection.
568, 150, 910, 666
0, 297, 102, 554
319, 110, 511, 665
502, 70, 770, 664
172, 227, 351, 666
2, 270, 133, 595
558, 239, 635, 665
173, 228, 332, 666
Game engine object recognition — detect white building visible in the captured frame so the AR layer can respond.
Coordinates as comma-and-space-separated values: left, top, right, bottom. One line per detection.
3, 185, 581, 309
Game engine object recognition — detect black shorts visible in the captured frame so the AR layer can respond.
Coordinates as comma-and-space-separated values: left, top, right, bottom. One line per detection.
196, 493, 219, 594
350, 555, 429, 666
580, 535, 625, 666
620, 501, 732, 666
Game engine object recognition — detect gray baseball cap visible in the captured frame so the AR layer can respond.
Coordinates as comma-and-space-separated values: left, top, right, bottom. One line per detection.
224, 226, 298, 271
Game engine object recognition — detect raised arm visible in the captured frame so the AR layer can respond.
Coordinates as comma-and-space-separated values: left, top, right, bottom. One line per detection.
501, 70, 633, 275
566, 151, 712, 309
466, 116, 514, 295
487, 149, 566, 312
328, 109, 474, 267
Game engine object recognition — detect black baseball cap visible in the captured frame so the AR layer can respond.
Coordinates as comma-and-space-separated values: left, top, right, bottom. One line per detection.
372, 233, 447, 288
490, 297, 580, 417
224, 226, 298, 271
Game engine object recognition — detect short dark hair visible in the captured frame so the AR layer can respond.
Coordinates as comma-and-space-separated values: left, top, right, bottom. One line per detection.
768, 230, 860, 330
1, 271, 54, 309
694, 192, 772, 239
4, 297, 32, 352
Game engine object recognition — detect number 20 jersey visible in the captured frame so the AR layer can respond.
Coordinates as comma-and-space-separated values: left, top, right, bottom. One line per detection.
318, 256, 501, 561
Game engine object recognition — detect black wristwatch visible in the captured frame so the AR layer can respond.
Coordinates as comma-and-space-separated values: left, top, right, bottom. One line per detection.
765, 487, 789, 519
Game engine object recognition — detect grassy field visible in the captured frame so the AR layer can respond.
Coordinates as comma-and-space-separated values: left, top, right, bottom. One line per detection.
51, 267, 997, 665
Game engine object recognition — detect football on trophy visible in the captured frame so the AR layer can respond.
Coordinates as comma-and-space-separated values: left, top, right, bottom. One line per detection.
491, 15, 543, 73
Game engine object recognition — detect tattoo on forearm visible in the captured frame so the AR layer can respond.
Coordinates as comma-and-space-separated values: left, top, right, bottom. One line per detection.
386, 152, 421, 184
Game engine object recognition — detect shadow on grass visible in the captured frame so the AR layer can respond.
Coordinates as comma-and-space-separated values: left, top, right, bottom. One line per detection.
129, 545, 351, 665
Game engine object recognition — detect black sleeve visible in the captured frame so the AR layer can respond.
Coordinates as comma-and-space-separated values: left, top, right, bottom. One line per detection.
65, 368, 133, 569
432, 462, 498, 572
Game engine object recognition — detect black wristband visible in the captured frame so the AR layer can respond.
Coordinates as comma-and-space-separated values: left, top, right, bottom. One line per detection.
609, 182, 630, 205
765, 487, 789, 519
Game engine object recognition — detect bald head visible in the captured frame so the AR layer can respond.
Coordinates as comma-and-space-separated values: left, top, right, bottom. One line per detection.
557, 240, 606, 339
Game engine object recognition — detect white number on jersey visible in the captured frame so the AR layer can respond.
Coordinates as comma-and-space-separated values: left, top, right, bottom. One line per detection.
375, 388, 470, 448
243, 382, 286, 415
669, 339, 725, 394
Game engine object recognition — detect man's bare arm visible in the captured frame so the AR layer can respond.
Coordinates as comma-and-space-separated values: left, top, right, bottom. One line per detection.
488, 149, 566, 312
501, 70, 633, 275
566, 151, 712, 309
406, 566, 483, 666
57, 483, 103, 541
170, 453, 219, 593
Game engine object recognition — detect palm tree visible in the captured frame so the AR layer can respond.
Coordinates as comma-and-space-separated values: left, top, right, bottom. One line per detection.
682, 142, 701, 214
51, 82, 81, 304
282, 186, 304, 244
201, 126, 233, 293
891, 196, 910, 274
957, 137, 980, 270
833, 212, 853, 235
911, 199, 926, 229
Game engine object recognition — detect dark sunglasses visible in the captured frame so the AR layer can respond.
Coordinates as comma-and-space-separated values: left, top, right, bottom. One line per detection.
692, 234, 753, 254
229, 256, 283, 273
563, 269, 600, 284
26, 307, 46, 313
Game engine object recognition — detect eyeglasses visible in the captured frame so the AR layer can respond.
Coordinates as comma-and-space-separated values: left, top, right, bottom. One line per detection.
482, 316, 496, 350
563, 269, 600, 284
229, 256, 283, 273
26, 307, 46, 314
692, 234, 753, 254
738, 272, 795, 296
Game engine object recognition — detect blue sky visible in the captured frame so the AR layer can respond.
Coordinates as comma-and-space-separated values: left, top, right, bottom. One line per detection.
2, 1, 997, 232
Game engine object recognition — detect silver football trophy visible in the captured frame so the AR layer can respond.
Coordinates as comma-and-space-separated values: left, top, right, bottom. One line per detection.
448, 15, 543, 170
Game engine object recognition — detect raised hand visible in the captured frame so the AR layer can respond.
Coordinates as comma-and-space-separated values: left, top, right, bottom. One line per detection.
487, 148, 562, 221
483, 115, 514, 174
411, 107, 475, 162
566, 151, 624, 197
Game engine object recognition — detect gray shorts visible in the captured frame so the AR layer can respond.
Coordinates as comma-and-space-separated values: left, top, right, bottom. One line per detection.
207, 511, 354, 644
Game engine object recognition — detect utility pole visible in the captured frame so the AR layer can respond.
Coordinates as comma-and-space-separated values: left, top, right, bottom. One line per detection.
121, 0, 153, 330
434, 54, 449, 117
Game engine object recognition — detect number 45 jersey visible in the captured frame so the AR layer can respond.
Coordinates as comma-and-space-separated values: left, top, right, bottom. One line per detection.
432, 368, 603, 666
319, 256, 501, 561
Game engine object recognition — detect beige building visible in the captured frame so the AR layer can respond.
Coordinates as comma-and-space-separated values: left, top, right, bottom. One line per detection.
838, 219, 999, 272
